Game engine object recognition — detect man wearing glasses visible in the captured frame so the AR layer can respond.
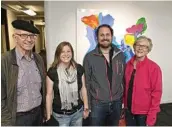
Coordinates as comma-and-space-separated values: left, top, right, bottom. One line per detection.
123, 36, 162, 126
1, 20, 46, 126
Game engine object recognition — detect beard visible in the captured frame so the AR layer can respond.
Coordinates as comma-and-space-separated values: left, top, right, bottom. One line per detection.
98, 39, 112, 49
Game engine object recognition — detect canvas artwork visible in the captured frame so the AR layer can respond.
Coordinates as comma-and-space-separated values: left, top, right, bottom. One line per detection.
77, 9, 147, 64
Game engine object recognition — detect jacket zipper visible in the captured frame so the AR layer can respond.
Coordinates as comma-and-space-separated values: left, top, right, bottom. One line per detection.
116, 60, 119, 74
104, 59, 112, 101
96, 89, 98, 103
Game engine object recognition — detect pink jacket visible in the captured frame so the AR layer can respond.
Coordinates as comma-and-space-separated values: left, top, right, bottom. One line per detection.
124, 56, 162, 126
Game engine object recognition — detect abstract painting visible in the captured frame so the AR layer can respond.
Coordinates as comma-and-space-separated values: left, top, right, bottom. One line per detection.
77, 9, 147, 64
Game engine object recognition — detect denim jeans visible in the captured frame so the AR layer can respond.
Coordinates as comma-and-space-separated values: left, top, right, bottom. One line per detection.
52, 106, 83, 126
125, 109, 147, 126
15, 106, 42, 126
90, 98, 122, 126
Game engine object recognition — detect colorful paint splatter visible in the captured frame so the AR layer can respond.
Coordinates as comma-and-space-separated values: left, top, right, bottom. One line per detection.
81, 12, 147, 62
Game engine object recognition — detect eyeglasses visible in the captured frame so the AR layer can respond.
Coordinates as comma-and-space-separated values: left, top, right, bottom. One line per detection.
16, 34, 37, 40
135, 44, 148, 49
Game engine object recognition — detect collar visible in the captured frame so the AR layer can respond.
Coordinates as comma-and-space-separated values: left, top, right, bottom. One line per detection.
129, 55, 148, 67
15, 48, 34, 61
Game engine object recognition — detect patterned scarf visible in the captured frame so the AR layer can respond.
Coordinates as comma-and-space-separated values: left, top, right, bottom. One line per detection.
57, 64, 78, 110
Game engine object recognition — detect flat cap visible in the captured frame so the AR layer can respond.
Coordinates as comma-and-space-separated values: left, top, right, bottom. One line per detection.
12, 19, 40, 34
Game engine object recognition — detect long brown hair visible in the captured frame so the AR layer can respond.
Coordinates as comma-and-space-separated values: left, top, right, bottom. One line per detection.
51, 41, 77, 68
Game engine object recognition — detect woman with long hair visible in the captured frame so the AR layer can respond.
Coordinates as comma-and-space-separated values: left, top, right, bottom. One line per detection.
46, 41, 89, 126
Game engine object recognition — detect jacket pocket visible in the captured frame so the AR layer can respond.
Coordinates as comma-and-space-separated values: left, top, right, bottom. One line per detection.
121, 83, 124, 93
118, 61, 124, 76
142, 87, 151, 109
144, 88, 151, 98
96, 89, 99, 101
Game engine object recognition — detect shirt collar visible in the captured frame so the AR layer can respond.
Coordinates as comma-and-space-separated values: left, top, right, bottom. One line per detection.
15, 48, 34, 61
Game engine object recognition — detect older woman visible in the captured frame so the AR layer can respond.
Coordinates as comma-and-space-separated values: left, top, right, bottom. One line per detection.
46, 41, 89, 126
124, 36, 162, 126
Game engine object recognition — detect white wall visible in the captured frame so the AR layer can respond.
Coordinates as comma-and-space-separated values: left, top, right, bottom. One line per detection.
45, 1, 172, 104
7, 10, 17, 49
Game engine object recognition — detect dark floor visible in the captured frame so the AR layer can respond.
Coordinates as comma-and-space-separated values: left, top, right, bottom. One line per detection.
45, 103, 172, 126
155, 103, 172, 126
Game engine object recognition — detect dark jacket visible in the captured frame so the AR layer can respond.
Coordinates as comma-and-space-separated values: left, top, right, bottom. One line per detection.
83, 45, 125, 109
1, 48, 46, 126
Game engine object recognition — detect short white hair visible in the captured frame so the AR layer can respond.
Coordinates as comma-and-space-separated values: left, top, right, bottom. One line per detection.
134, 36, 153, 52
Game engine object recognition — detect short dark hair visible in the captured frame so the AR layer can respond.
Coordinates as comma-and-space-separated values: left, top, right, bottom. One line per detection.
96, 24, 114, 37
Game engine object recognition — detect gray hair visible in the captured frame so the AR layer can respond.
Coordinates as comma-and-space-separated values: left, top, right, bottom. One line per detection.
134, 36, 153, 52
